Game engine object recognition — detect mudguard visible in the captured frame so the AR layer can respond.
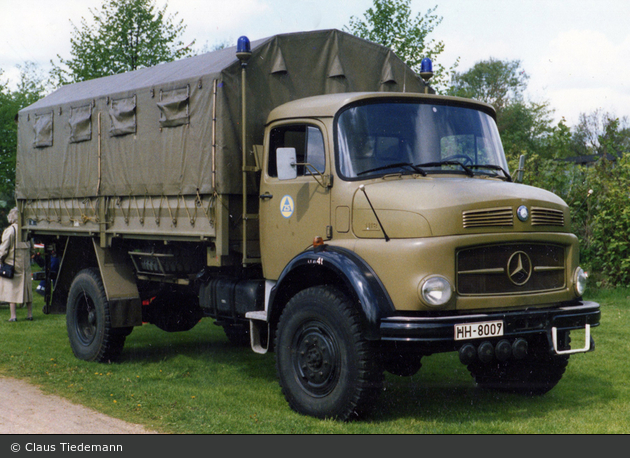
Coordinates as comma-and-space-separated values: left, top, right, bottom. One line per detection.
268, 245, 395, 340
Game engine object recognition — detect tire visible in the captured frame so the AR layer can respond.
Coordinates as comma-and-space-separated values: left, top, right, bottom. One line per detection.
66, 268, 128, 363
467, 334, 570, 395
275, 286, 384, 421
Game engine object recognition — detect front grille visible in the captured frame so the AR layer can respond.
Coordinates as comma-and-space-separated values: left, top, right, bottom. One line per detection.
457, 243, 565, 295
462, 207, 513, 228
531, 207, 565, 226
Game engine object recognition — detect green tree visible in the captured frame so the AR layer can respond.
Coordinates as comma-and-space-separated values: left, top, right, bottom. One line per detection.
449, 58, 557, 162
345, 0, 458, 91
50, 0, 193, 85
571, 109, 630, 158
448, 58, 529, 113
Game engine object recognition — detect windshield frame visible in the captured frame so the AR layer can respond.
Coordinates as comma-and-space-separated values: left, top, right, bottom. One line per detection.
333, 97, 508, 182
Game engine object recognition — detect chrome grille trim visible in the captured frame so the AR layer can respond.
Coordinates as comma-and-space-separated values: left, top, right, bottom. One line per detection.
457, 243, 566, 295
531, 207, 565, 226
462, 207, 513, 228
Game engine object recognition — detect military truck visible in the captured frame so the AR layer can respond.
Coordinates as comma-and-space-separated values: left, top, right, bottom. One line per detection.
15, 30, 600, 420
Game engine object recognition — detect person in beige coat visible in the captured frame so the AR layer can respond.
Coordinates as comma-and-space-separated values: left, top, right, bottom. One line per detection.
0, 207, 34, 322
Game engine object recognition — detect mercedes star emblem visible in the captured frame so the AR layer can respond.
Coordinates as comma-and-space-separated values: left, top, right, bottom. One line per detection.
507, 251, 532, 285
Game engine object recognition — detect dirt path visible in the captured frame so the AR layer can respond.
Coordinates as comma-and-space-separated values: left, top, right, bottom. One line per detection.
0, 377, 158, 434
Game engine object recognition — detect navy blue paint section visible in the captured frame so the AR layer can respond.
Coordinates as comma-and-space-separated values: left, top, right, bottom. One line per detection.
269, 245, 395, 339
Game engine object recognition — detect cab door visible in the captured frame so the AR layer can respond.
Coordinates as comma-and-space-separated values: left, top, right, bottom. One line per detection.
259, 121, 331, 280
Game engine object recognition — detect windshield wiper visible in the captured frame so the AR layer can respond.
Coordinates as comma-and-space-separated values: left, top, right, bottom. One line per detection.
414, 161, 474, 177
468, 164, 513, 182
357, 162, 427, 176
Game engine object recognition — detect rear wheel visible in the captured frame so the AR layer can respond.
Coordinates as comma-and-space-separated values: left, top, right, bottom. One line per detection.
66, 268, 128, 362
275, 286, 383, 421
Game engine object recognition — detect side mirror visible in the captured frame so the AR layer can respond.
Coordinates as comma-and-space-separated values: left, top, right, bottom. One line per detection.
277, 147, 297, 181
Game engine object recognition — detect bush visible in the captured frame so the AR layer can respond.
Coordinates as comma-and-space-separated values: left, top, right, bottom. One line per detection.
513, 153, 630, 287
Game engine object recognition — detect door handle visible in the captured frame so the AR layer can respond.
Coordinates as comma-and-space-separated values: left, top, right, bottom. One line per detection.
259, 192, 273, 200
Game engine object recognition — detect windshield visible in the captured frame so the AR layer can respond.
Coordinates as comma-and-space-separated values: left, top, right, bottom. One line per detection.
336, 100, 509, 180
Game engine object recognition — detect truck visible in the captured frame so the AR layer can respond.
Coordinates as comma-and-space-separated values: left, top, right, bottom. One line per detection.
15, 29, 600, 421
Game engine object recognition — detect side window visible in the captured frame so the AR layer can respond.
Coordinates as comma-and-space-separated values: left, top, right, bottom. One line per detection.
268, 124, 326, 177
305, 126, 325, 174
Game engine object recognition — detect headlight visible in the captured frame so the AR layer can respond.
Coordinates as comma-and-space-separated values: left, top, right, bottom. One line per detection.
574, 267, 588, 296
419, 275, 453, 307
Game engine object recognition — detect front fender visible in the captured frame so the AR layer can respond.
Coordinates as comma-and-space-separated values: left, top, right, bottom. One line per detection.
268, 245, 395, 340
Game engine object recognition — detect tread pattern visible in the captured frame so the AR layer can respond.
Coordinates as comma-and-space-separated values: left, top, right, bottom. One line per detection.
67, 268, 127, 363
275, 285, 383, 421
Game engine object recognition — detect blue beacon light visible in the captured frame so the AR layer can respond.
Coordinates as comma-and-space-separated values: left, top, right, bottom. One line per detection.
237, 36, 251, 54
420, 57, 434, 93
237, 36, 252, 66
420, 58, 433, 80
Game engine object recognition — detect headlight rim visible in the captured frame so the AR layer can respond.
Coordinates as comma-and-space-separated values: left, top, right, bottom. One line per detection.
419, 275, 453, 308
574, 266, 588, 296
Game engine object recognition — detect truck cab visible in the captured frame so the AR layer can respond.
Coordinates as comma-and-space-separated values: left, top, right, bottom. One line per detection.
257, 92, 599, 419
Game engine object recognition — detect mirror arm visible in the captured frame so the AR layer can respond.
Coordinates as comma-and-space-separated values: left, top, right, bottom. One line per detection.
292, 162, 333, 188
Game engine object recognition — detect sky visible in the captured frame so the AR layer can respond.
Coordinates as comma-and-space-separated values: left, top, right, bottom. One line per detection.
1, 0, 630, 127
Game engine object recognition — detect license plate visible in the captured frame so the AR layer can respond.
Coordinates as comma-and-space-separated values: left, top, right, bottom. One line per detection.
455, 320, 504, 341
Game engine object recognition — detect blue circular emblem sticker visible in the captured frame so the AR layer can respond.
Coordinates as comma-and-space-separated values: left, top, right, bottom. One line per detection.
280, 195, 295, 218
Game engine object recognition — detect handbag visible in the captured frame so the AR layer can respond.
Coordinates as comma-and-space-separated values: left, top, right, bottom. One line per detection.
0, 227, 16, 279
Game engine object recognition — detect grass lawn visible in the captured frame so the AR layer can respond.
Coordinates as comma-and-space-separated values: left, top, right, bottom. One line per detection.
0, 286, 627, 434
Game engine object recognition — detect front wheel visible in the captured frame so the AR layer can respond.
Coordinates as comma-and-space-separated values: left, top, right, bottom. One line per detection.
66, 268, 128, 362
275, 286, 383, 421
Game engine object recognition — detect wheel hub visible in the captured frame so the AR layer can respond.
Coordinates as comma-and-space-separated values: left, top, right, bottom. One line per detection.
295, 328, 338, 394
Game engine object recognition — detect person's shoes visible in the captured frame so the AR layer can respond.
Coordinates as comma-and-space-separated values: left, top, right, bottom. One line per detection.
8, 318, 17, 322
26, 317, 33, 321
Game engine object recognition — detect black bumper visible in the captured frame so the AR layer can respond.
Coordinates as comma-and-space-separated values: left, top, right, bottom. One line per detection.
379, 301, 600, 347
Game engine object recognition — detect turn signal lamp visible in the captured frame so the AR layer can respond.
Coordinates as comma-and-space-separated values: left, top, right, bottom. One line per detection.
313, 236, 325, 253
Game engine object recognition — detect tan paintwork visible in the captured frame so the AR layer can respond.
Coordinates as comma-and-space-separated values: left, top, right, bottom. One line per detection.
261, 92, 580, 312
259, 119, 332, 280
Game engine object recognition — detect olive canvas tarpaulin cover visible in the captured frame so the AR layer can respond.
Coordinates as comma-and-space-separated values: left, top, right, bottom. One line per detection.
16, 29, 428, 200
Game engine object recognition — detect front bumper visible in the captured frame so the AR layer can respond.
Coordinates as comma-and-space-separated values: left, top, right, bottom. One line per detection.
380, 300, 600, 351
